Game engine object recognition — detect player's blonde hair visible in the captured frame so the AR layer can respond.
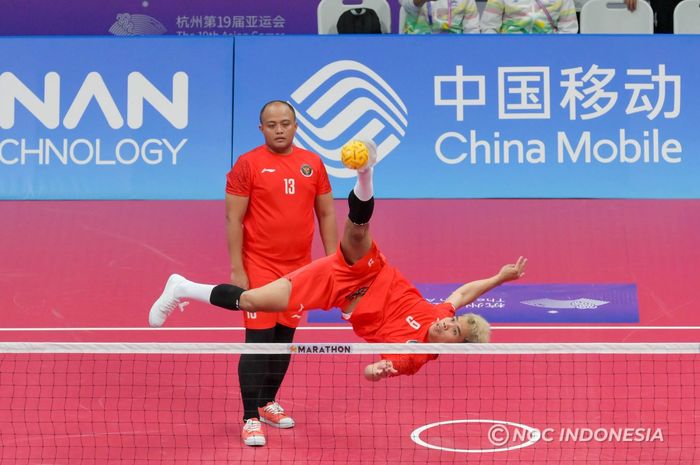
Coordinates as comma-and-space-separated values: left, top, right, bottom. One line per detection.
460, 313, 491, 343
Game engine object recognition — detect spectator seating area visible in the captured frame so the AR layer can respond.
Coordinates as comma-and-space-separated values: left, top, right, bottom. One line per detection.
317, 0, 700, 34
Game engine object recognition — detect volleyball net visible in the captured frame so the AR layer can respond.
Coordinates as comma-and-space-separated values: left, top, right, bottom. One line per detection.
0, 342, 698, 465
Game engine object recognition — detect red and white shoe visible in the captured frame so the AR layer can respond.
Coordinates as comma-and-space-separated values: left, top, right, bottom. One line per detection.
258, 401, 295, 429
241, 418, 266, 446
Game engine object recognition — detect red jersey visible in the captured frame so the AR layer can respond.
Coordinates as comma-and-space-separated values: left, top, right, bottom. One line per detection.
350, 265, 455, 344
227, 145, 331, 274
285, 242, 455, 376
351, 265, 455, 376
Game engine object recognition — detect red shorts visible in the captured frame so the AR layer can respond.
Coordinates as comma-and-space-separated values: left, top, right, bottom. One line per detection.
285, 241, 386, 314
244, 261, 307, 330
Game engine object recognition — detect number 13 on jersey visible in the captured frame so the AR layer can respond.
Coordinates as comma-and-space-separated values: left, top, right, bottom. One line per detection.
284, 178, 295, 195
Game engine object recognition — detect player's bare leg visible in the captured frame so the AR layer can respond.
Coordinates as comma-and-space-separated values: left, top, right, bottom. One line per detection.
149, 274, 292, 327
341, 217, 372, 266
238, 278, 291, 312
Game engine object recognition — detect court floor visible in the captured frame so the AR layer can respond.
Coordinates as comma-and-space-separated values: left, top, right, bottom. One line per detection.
0, 199, 698, 464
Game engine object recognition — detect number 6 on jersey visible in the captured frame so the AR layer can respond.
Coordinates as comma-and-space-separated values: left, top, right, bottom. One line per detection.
406, 315, 421, 330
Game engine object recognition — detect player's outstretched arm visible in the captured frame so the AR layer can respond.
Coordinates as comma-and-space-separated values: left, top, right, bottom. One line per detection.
445, 257, 527, 309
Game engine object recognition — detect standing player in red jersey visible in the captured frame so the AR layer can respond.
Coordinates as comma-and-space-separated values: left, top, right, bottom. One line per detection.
225, 101, 337, 446
150, 147, 526, 384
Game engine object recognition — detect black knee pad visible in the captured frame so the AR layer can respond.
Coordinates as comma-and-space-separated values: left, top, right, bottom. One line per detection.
210, 284, 244, 310
348, 190, 374, 225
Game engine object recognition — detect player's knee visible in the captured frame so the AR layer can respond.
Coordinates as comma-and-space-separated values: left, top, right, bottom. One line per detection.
346, 223, 368, 245
240, 279, 291, 312
239, 292, 256, 311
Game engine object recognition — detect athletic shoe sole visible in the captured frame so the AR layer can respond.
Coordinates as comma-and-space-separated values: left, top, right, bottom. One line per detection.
260, 417, 295, 429
243, 435, 266, 446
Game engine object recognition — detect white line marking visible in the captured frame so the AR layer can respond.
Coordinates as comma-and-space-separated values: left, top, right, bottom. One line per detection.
411, 419, 541, 453
0, 326, 698, 331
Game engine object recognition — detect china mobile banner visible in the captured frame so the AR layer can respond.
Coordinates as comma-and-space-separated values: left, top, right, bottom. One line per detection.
0, 37, 233, 199
233, 34, 700, 199
3, 35, 699, 200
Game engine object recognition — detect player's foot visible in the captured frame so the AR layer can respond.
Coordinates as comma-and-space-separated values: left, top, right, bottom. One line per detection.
242, 418, 266, 446
258, 401, 295, 428
149, 274, 188, 327
357, 139, 377, 172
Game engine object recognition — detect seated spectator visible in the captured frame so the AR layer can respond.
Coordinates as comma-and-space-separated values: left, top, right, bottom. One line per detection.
480, 0, 578, 33
649, 0, 681, 33
400, 0, 480, 34
337, 8, 383, 33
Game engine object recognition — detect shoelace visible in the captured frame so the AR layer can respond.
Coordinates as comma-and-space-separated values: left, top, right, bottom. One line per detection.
245, 419, 262, 432
263, 402, 285, 415
162, 299, 189, 316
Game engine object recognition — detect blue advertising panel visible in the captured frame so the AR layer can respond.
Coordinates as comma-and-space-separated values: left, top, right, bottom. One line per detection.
234, 35, 700, 199
308, 283, 639, 324
0, 37, 233, 199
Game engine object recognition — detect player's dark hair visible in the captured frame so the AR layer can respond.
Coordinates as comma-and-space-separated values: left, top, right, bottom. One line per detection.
259, 100, 297, 123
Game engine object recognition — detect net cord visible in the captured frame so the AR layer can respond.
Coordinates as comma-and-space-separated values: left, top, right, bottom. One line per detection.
0, 342, 697, 354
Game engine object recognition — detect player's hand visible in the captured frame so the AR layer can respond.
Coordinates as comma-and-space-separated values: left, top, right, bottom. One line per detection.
498, 256, 527, 283
624, 0, 637, 11
364, 360, 398, 381
231, 269, 249, 290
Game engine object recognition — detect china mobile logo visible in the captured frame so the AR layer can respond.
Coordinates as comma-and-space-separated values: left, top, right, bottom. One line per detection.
290, 60, 408, 178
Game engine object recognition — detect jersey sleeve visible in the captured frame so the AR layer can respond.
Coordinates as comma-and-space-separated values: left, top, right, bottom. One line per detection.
226, 157, 252, 196
382, 353, 438, 377
315, 159, 332, 195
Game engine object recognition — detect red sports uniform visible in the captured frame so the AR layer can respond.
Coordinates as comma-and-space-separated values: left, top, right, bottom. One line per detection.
227, 144, 331, 329
286, 242, 455, 376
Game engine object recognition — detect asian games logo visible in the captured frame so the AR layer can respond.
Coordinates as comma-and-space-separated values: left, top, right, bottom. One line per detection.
109, 13, 166, 35
289, 60, 408, 178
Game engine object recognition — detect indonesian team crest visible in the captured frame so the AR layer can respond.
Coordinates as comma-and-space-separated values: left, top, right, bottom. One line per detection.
300, 164, 313, 177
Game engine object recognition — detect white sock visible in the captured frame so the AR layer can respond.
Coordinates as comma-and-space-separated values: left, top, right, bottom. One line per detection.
174, 279, 215, 303
353, 167, 374, 201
